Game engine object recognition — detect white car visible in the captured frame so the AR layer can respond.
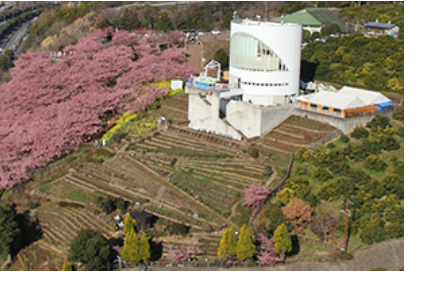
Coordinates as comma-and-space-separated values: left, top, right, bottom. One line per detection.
211, 30, 220, 35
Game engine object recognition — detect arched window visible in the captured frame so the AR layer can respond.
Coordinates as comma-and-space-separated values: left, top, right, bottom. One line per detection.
230, 33, 289, 72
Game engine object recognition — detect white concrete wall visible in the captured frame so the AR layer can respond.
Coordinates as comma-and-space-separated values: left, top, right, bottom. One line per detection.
260, 104, 297, 135
188, 90, 243, 140
226, 101, 262, 138
226, 101, 296, 138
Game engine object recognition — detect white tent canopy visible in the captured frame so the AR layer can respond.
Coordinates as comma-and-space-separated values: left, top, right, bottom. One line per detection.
297, 87, 391, 111
339, 87, 390, 105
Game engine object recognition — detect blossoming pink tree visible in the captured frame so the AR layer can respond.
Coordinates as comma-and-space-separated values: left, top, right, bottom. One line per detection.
164, 244, 202, 264
242, 182, 272, 209
0, 28, 196, 189
256, 234, 282, 266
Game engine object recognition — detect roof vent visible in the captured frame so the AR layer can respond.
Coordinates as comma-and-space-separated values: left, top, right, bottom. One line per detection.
388, 20, 391, 24
375, 19, 379, 23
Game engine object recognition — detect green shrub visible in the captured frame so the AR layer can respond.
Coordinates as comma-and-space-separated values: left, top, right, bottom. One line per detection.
350, 125, 369, 139
326, 142, 336, 149
367, 115, 391, 130
170, 158, 177, 167
359, 217, 386, 245
264, 203, 287, 231
292, 165, 310, 176
316, 177, 358, 202
395, 125, 404, 138
311, 167, 333, 182
340, 134, 350, 143
381, 174, 404, 199
262, 165, 273, 178
295, 148, 308, 161
362, 179, 385, 199
345, 168, 371, 186
328, 160, 351, 176
380, 135, 401, 151
364, 155, 388, 172
153, 131, 160, 137
393, 106, 404, 121
247, 146, 259, 159
277, 176, 312, 205
312, 151, 332, 167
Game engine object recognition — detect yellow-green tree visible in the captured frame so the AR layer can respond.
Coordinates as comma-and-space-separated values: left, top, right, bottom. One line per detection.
273, 224, 292, 261
123, 214, 135, 234
61, 262, 76, 271
120, 231, 140, 263
387, 78, 404, 91
236, 224, 256, 261
217, 227, 237, 259
138, 233, 151, 264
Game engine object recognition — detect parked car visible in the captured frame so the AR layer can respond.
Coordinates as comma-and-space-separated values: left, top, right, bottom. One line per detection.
211, 30, 220, 35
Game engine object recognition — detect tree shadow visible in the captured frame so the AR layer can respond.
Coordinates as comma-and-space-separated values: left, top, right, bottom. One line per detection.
12, 210, 43, 257
149, 240, 163, 262
286, 235, 301, 257
300, 60, 318, 83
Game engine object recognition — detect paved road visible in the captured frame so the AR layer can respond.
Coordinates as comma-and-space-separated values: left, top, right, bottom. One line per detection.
0, 20, 28, 56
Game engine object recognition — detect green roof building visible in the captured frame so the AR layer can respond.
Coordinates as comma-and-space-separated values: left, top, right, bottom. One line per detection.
271, 8, 349, 35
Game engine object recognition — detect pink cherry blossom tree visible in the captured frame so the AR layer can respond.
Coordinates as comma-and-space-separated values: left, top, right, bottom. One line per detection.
256, 234, 282, 266
164, 244, 202, 264
0, 29, 197, 189
242, 182, 272, 209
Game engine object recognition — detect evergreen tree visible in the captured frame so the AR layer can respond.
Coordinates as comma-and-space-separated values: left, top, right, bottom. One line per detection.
0, 202, 20, 259
217, 227, 237, 259
123, 214, 135, 234
120, 231, 140, 263
226, 227, 237, 257
61, 262, 76, 271
273, 223, 292, 261
236, 224, 256, 261
213, 48, 229, 68
68, 229, 110, 271
138, 233, 151, 264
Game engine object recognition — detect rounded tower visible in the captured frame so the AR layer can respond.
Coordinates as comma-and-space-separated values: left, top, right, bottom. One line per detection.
229, 17, 302, 106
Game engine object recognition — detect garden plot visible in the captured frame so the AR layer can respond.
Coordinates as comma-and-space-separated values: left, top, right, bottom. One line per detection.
13, 243, 62, 271
36, 179, 98, 204
36, 204, 117, 254
121, 155, 232, 227
256, 116, 337, 154
149, 94, 189, 122
143, 204, 217, 229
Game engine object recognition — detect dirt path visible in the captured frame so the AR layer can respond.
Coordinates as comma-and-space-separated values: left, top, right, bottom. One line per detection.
265, 167, 278, 187
186, 43, 204, 73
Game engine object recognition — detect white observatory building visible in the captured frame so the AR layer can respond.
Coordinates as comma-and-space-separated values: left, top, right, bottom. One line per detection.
185, 15, 303, 140
229, 15, 302, 106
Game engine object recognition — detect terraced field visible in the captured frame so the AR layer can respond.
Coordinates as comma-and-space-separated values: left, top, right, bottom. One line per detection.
149, 93, 189, 122
7, 94, 339, 269
256, 115, 337, 155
